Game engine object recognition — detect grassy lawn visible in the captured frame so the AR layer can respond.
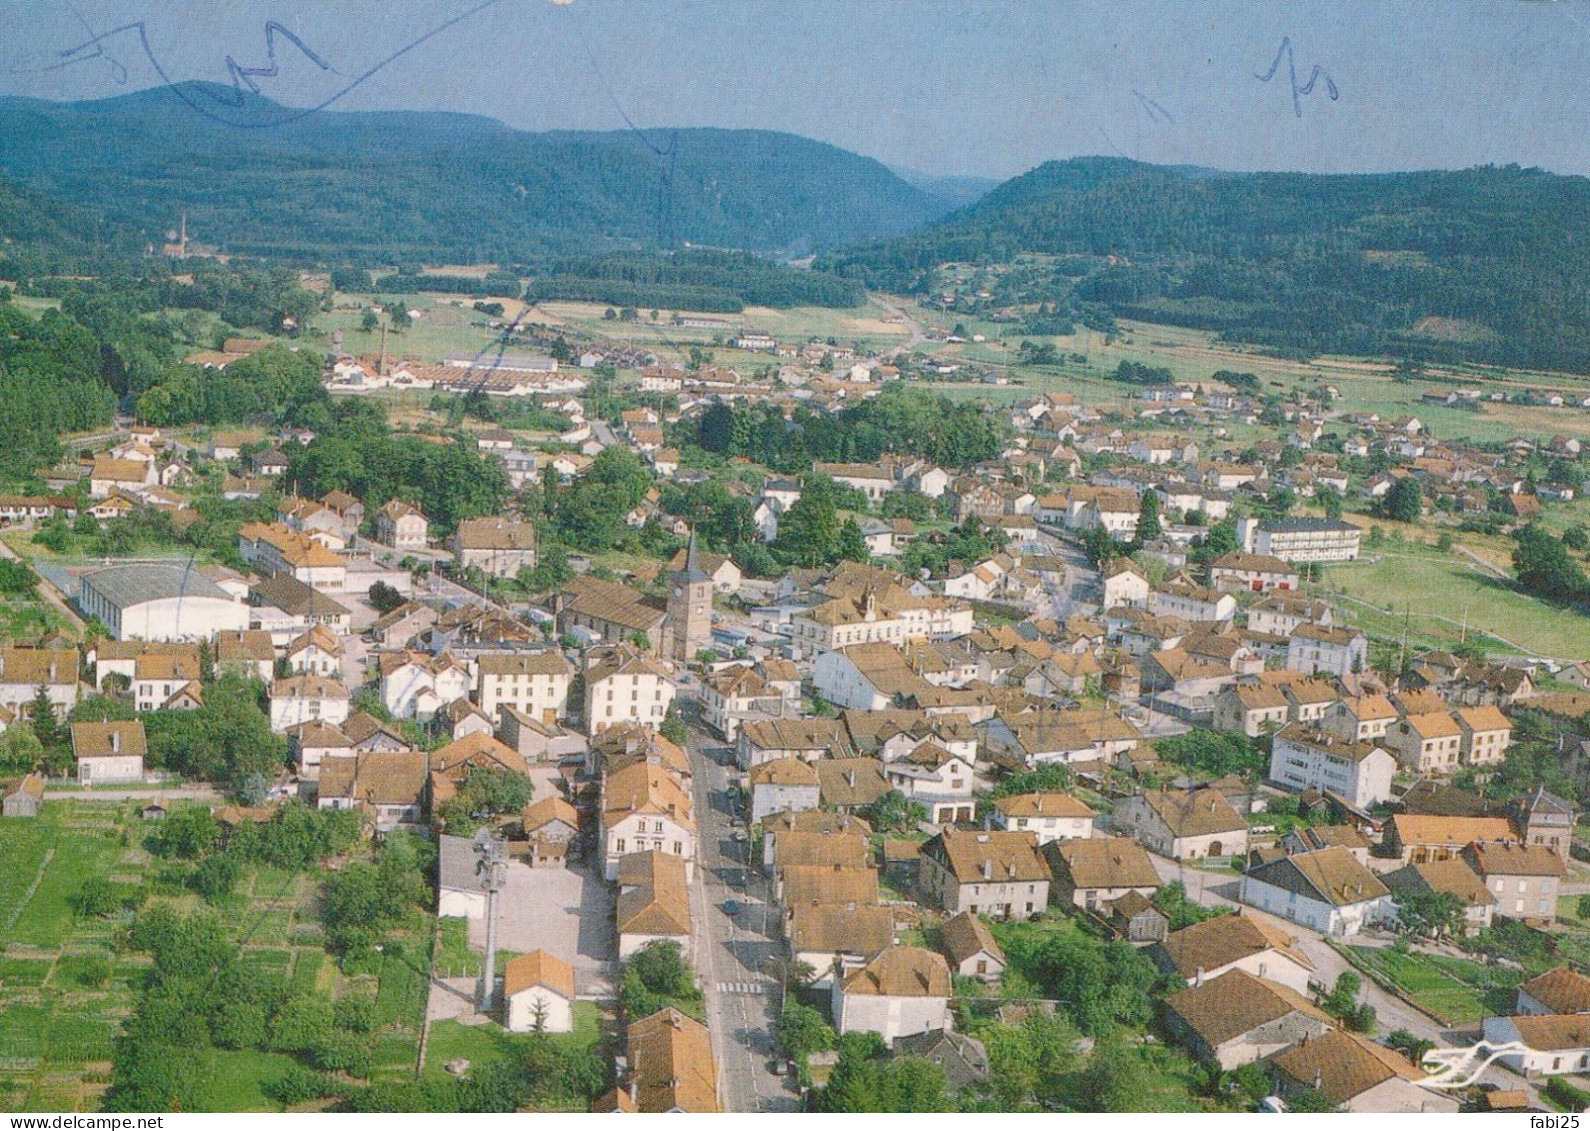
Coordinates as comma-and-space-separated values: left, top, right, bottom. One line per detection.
1337, 944, 1525, 1025
1316, 548, 1589, 659
422, 1001, 605, 1081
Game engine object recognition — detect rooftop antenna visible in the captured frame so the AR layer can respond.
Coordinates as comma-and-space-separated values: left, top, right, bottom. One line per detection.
474, 828, 508, 1012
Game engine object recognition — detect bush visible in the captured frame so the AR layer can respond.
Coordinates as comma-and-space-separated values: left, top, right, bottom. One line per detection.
311, 1030, 374, 1078
1547, 1076, 1590, 1112
264, 1065, 345, 1107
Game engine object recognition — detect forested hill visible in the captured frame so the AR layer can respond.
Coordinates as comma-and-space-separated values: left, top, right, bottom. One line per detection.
0, 176, 145, 276
824, 156, 1590, 374
0, 83, 951, 262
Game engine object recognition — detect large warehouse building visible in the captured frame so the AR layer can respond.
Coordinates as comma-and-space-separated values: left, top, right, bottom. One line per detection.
78, 564, 249, 641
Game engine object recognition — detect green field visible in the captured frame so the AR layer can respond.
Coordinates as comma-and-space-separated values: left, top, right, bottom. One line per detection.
0, 802, 431, 1112
1317, 548, 1590, 660
1336, 944, 1525, 1025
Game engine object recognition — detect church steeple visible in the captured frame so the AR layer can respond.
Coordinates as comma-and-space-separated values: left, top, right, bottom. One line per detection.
667, 526, 713, 661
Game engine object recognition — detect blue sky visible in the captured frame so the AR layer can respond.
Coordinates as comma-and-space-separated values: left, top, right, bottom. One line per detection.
1, 0, 1583, 179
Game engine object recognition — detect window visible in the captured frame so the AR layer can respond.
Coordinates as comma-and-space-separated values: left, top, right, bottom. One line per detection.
615, 838, 625, 854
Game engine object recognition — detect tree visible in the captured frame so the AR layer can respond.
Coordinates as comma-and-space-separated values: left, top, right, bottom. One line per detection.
620, 940, 702, 1021
1317, 486, 1344, 519
775, 1001, 835, 1061
866, 790, 926, 834
1380, 477, 1423, 523
1513, 524, 1590, 604
30, 686, 60, 749
360, 311, 379, 333
834, 517, 870, 563
659, 702, 688, 746
1135, 489, 1162, 542
191, 852, 241, 901
1394, 888, 1465, 941
388, 304, 412, 331
367, 580, 404, 614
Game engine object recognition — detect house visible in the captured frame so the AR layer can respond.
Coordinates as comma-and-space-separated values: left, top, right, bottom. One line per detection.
1383, 859, 1495, 935
453, 517, 537, 578
2, 773, 46, 818
499, 708, 586, 766
70, 721, 146, 785
378, 651, 472, 720
1286, 624, 1369, 678
238, 522, 348, 589
285, 625, 342, 677
1464, 840, 1567, 924
375, 500, 429, 550
1208, 552, 1301, 593
0, 648, 80, 714
748, 758, 820, 823
817, 758, 893, 813
215, 629, 277, 682
1240, 847, 1394, 937
1281, 824, 1371, 864
1512, 786, 1576, 859
288, 720, 350, 782
1112, 788, 1248, 860
1382, 814, 1515, 864
990, 792, 1095, 844
431, 732, 529, 786
1150, 582, 1237, 624
1100, 559, 1151, 610
918, 828, 1050, 917
939, 912, 1006, 983
789, 903, 896, 988
1482, 1014, 1590, 1079
1321, 694, 1399, 744
1386, 712, 1464, 776
1267, 725, 1398, 810
502, 950, 576, 1033
88, 455, 156, 498
78, 564, 247, 642
1516, 967, 1590, 1017
890, 1030, 989, 1092
269, 675, 351, 732
1456, 705, 1512, 766
831, 946, 953, 1042
1214, 685, 1290, 738
476, 651, 572, 722
133, 651, 203, 713
252, 575, 353, 633
1153, 912, 1316, 996
1046, 836, 1161, 911
1270, 1029, 1458, 1113
600, 762, 694, 881
615, 850, 692, 959
584, 647, 676, 735
623, 1008, 718, 1113
1162, 969, 1333, 1069
315, 751, 430, 830
699, 665, 783, 742
437, 832, 493, 918
882, 742, 977, 824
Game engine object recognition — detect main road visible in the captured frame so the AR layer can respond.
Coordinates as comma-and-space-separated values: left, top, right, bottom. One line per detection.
681, 697, 799, 1112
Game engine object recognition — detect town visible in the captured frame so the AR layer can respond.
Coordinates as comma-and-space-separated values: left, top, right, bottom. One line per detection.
0, 286, 1587, 1116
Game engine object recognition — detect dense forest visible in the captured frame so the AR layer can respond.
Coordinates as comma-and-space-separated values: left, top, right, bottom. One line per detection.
825, 157, 1590, 374
524, 251, 865, 310
0, 85, 953, 261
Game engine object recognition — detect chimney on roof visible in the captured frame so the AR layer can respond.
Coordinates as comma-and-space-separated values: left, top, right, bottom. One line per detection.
111, 730, 120, 754
982, 859, 993, 880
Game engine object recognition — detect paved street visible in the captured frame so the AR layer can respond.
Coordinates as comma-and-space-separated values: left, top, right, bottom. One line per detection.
683, 711, 800, 1112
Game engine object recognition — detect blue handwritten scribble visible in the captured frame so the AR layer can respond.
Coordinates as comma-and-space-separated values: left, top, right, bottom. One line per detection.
1255, 36, 1338, 118
17, 0, 507, 129
1131, 90, 1174, 125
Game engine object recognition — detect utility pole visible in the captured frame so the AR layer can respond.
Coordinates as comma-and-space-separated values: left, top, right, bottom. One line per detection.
475, 828, 507, 1013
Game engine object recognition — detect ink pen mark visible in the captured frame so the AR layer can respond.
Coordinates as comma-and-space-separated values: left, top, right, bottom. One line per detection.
217, 21, 339, 102
1131, 90, 1174, 125
1254, 36, 1338, 118
65, 2, 127, 85
19, 0, 508, 129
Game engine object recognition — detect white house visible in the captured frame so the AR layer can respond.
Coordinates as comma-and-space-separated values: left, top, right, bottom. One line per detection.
990, 792, 1095, 845
1240, 847, 1394, 937
503, 951, 576, 1033
78, 564, 248, 642
1268, 724, 1398, 809
832, 946, 953, 1042
269, 675, 351, 732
